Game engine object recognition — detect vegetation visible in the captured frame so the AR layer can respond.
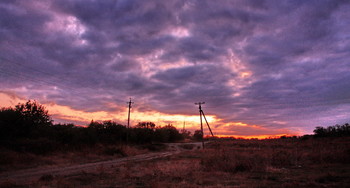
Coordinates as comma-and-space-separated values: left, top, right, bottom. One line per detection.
0, 100, 52, 140
313, 123, 350, 137
0, 101, 186, 155
1, 100, 349, 187
193, 130, 203, 141
3, 137, 349, 187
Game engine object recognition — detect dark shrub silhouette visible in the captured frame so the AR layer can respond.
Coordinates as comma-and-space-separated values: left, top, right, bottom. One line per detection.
193, 130, 203, 141
314, 123, 350, 137
136, 122, 156, 129
154, 124, 183, 142
0, 101, 186, 154
0, 100, 52, 139
15, 100, 52, 126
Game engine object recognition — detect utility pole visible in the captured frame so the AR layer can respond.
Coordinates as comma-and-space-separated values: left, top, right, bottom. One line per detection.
183, 118, 186, 133
126, 98, 134, 145
195, 102, 205, 148
202, 110, 214, 137
195, 102, 214, 149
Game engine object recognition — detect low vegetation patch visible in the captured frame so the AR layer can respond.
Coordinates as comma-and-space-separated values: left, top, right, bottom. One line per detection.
2, 137, 349, 187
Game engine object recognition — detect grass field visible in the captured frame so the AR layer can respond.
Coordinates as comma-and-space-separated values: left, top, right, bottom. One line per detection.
1, 137, 350, 187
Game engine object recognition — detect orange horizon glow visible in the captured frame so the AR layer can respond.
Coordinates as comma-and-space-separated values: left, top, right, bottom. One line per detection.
0, 91, 303, 137
211, 134, 299, 140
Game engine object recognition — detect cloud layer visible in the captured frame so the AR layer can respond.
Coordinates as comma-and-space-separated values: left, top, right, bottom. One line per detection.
1, 0, 350, 136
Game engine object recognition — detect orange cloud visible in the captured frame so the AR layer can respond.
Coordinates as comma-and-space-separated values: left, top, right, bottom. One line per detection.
0, 91, 302, 138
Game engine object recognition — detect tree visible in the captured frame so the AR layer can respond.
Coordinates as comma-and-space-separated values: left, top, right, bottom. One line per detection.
15, 100, 52, 126
313, 123, 350, 137
0, 107, 23, 139
154, 124, 183, 142
0, 100, 52, 139
136, 122, 156, 129
313, 126, 326, 137
181, 129, 192, 139
193, 130, 203, 141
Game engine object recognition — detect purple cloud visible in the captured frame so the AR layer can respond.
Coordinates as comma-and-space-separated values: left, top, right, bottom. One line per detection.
1, 0, 349, 136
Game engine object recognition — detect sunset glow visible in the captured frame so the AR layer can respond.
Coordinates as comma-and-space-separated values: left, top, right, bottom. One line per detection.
1, 0, 349, 138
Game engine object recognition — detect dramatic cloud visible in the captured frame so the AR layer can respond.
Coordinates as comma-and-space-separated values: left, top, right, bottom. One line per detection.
1, 0, 349, 137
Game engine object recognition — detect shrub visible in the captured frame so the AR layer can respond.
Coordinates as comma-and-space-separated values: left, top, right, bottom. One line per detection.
314, 123, 350, 137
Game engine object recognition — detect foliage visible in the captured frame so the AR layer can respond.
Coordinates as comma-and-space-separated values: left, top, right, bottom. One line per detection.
193, 130, 203, 141
7, 137, 350, 187
180, 129, 192, 139
15, 100, 52, 126
313, 123, 350, 137
154, 124, 183, 142
136, 122, 156, 129
0, 101, 187, 154
0, 100, 52, 139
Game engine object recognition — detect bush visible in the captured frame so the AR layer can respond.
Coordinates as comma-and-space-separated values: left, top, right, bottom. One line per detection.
0, 100, 52, 140
193, 130, 203, 141
154, 125, 183, 142
314, 123, 350, 137
0, 101, 186, 155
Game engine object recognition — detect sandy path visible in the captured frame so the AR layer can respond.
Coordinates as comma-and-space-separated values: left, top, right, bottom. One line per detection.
0, 142, 203, 183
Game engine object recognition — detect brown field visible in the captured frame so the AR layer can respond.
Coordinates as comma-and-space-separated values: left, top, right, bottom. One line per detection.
1, 137, 350, 187
0, 144, 149, 173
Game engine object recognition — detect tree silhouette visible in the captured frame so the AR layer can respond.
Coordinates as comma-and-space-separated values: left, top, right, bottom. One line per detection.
154, 124, 183, 142
314, 123, 350, 137
0, 100, 52, 139
193, 130, 203, 141
1, 101, 188, 154
136, 122, 156, 129
15, 100, 52, 126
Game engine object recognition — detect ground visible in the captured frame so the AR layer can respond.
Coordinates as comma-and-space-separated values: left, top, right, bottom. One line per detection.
1, 138, 349, 187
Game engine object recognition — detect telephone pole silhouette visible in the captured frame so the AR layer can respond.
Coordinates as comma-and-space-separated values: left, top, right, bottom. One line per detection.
195, 102, 214, 148
126, 98, 134, 144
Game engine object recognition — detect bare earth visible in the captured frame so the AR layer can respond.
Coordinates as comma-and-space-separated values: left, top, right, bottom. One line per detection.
2, 139, 349, 187
0, 142, 203, 184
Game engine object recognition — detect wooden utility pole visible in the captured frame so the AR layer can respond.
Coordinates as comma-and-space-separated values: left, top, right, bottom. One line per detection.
195, 102, 214, 149
126, 98, 134, 144
183, 118, 186, 133
201, 110, 214, 137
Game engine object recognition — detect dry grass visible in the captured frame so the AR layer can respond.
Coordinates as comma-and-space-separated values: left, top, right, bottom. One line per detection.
0, 144, 148, 173
1, 137, 350, 187
202, 137, 350, 173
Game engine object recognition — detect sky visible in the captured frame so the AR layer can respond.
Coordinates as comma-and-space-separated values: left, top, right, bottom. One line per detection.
1, 0, 350, 138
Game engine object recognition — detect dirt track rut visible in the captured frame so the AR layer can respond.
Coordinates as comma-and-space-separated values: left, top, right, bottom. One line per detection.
0, 142, 203, 183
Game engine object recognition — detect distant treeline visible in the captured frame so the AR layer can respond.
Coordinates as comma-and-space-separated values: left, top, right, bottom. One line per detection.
313, 123, 350, 137
0, 101, 192, 155
2, 100, 349, 155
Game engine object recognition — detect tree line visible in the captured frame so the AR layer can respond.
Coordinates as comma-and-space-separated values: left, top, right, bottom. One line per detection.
2, 100, 346, 155
0, 100, 194, 154
313, 123, 350, 137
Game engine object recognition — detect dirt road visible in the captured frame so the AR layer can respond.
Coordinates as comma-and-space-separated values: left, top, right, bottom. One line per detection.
0, 142, 203, 183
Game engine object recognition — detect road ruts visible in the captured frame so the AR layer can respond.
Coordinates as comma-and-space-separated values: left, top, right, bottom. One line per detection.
0, 142, 203, 183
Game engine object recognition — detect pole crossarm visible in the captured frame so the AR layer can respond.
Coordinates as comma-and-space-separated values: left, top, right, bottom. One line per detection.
194, 102, 205, 111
